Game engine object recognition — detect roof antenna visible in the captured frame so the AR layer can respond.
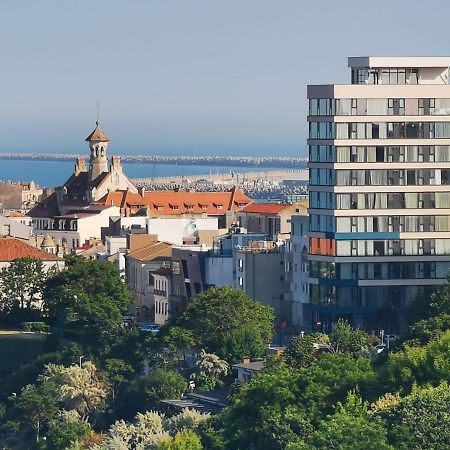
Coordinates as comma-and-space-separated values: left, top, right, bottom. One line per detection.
96, 100, 100, 127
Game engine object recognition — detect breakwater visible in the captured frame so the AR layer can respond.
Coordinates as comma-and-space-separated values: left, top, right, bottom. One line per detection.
0, 152, 307, 169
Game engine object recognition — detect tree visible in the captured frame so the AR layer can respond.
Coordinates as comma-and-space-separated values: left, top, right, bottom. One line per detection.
293, 392, 393, 450
157, 430, 204, 450
93, 409, 207, 450
284, 333, 329, 369
407, 281, 450, 344
58, 361, 109, 415
103, 358, 135, 402
168, 409, 210, 434
372, 382, 450, 449
13, 380, 59, 442
176, 287, 274, 362
43, 256, 131, 346
0, 257, 47, 319
47, 410, 92, 450
386, 330, 450, 393
194, 350, 229, 390
123, 368, 187, 417
329, 319, 372, 355
102, 411, 169, 449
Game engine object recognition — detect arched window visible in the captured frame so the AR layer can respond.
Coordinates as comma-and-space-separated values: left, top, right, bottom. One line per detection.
101, 147, 104, 156
95, 146, 99, 157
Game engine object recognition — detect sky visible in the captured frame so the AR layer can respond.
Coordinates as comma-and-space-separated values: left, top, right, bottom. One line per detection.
1, 0, 450, 156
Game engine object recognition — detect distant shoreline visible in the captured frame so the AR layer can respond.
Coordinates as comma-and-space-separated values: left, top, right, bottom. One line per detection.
0, 152, 307, 169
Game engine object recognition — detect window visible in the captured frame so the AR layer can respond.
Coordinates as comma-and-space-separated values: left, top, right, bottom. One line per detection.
352, 69, 366, 84
2, 225, 11, 236
172, 261, 181, 274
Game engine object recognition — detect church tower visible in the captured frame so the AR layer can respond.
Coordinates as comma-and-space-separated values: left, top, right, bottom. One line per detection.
85, 121, 110, 181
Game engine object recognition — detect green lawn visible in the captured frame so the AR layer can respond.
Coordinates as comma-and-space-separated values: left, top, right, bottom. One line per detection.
0, 331, 47, 381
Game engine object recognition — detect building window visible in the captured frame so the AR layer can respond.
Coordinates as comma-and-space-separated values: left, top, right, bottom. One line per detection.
238, 277, 244, 288
2, 225, 11, 236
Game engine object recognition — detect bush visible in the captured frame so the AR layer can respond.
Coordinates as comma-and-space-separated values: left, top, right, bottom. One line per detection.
21, 322, 50, 333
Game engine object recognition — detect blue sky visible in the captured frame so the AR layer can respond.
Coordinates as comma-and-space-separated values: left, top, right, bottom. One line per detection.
1, 0, 450, 156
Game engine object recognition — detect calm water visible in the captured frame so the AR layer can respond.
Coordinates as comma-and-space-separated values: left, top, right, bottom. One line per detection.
0, 159, 278, 188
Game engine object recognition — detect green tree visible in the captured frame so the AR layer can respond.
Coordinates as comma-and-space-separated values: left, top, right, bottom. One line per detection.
47, 410, 92, 450
407, 281, 450, 344
43, 256, 131, 346
373, 382, 450, 449
284, 333, 329, 369
176, 287, 274, 362
123, 368, 187, 417
103, 358, 135, 402
0, 257, 47, 318
386, 330, 450, 392
13, 381, 59, 442
293, 392, 393, 450
329, 319, 372, 355
157, 429, 204, 450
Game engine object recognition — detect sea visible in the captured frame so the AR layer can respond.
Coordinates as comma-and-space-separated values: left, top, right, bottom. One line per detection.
0, 159, 279, 188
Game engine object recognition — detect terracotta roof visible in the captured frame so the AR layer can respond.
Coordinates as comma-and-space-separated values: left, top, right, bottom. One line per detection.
97, 189, 251, 216
7, 211, 26, 218
98, 191, 146, 209
142, 190, 251, 216
0, 237, 62, 261
85, 123, 110, 142
239, 203, 292, 214
126, 241, 172, 262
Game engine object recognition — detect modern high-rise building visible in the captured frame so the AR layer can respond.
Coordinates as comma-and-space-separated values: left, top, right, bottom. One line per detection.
307, 57, 450, 331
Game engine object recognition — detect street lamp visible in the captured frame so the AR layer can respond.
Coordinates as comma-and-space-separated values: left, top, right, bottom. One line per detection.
79, 356, 84, 368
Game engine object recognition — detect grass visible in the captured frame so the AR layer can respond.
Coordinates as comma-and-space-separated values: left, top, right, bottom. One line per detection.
0, 331, 47, 381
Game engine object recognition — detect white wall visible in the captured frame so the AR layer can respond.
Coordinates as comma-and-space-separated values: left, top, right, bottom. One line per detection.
119, 216, 219, 245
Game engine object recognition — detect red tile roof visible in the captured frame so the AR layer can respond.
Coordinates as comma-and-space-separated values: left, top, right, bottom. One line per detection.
97, 189, 251, 216
85, 124, 110, 142
239, 203, 292, 214
0, 238, 62, 261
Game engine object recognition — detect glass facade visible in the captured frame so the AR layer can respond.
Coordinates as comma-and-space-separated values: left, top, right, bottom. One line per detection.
307, 59, 450, 330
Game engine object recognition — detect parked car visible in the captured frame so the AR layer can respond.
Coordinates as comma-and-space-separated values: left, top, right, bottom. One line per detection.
138, 324, 161, 334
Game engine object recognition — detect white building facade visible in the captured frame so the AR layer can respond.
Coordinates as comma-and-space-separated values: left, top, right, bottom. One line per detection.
308, 56, 450, 331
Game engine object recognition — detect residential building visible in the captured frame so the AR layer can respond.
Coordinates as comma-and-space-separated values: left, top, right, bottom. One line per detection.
101, 187, 251, 227
0, 237, 65, 272
236, 202, 307, 239
308, 56, 450, 331
112, 215, 220, 246
205, 230, 267, 287
288, 215, 310, 332
30, 205, 120, 252
0, 181, 44, 211
153, 266, 172, 325
125, 239, 172, 321
234, 240, 291, 344
0, 215, 32, 240
170, 246, 210, 317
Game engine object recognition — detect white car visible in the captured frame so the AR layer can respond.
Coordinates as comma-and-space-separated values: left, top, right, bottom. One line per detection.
138, 324, 161, 334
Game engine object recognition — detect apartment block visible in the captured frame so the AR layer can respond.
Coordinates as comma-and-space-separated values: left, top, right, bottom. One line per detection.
308, 56, 450, 331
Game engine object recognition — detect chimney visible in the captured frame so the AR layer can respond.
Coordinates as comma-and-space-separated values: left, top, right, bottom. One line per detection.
74, 157, 87, 176
111, 156, 122, 173
138, 186, 146, 197
242, 357, 251, 364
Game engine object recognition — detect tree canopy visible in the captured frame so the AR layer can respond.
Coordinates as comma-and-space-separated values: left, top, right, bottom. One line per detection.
175, 287, 274, 362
